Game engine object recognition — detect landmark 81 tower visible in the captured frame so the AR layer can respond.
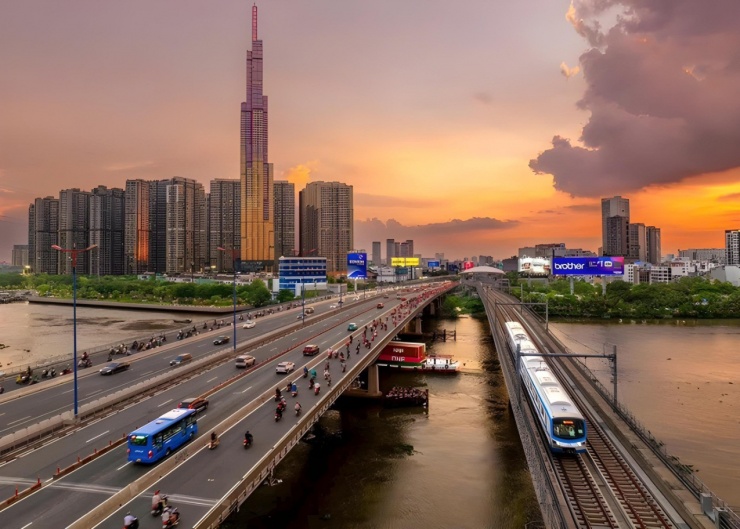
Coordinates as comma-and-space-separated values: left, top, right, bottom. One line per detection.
240, 5, 274, 270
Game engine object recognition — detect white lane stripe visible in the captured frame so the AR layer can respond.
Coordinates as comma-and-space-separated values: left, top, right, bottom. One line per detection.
116, 461, 131, 471
86, 430, 110, 444
7, 415, 31, 426
206, 376, 218, 383
158, 398, 174, 408
240, 386, 253, 394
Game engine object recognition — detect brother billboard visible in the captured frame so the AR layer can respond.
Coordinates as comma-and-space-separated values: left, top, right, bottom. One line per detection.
552, 257, 624, 276
347, 252, 367, 279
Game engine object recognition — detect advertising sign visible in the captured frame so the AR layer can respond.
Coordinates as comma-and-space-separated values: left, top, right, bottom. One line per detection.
426, 260, 440, 269
391, 257, 420, 267
347, 252, 367, 279
518, 257, 551, 276
552, 256, 624, 276
463, 261, 475, 270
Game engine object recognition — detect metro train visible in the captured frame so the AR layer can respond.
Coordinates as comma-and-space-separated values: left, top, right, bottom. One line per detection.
504, 321, 587, 454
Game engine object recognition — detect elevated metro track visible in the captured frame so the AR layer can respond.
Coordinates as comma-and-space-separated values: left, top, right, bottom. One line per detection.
471, 278, 738, 529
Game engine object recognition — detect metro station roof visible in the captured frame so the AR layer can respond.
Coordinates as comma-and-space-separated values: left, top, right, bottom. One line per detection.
460, 266, 505, 275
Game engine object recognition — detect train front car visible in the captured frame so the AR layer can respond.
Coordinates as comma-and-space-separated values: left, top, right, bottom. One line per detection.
505, 321, 587, 455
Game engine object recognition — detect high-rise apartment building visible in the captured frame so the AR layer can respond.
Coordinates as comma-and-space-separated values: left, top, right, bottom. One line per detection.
58, 188, 91, 275
601, 196, 630, 256
371, 241, 381, 265
273, 180, 295, 264
646, 226, 662, 264
124, 179, 151, 275
209, 179, 241, 272
386, 239, 395, 265
726, 230, 740, 265
28, 197, 59, 274
163, 177, 207, 276
628, 222, 647, 262
89, 186, 125, 275
299, 181, 353, 274
240, 6, 274, 270
12, 245, 29, 268
604, 215, 629, 257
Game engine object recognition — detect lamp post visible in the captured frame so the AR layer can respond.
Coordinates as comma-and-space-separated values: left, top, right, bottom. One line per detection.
51, 243, 97, 419
301, 277, 306, 324
217, 247, 239, 352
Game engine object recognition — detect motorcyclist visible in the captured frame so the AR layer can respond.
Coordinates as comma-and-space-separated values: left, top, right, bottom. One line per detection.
275, 387, 282, 400
295, 402, 302, 414
82, 351, 89, 361
275, 406, 283, 419
244, 430, 253, 445
162, 505, 179, 526
210, 431, 218, 448
123, 512, 138, 528
152, 489, 163, 513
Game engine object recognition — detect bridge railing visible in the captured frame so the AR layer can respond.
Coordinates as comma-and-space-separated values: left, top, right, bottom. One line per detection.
508, 288, 740, 528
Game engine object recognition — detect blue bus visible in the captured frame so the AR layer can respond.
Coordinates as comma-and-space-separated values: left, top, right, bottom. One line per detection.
127, 408, 198, 464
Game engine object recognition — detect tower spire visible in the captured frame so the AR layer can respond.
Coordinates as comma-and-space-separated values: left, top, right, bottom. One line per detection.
252, 4, 258, 42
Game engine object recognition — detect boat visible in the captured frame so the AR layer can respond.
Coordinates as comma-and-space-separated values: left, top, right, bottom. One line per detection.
376, 341, 459, 374
173, 319, 192, 324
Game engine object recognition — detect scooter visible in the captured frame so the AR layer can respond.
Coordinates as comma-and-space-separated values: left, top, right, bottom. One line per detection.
314, 384, 320, 395
274, 411, 282, 422
151, 495, 168, 516
243, 437, 252, 449
162, 507, 180, 528
209, 438, 220, 450
295, 405, 301, 416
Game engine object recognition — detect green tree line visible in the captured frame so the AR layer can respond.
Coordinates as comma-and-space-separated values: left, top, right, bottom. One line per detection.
507, 274, 740, 319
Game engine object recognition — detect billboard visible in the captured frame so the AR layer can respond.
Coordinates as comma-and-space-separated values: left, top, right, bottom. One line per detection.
518, 257, 551, 276
391, 257, 420, 267
552, 256, 624, 276
426, 260, 440, 268
347, 252, 367, 279
463, 261, 475, 270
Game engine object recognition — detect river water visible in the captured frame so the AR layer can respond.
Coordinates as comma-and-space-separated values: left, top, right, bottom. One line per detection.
1, 302, 738, 523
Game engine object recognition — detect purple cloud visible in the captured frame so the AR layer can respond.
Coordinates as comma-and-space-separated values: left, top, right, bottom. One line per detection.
531, 0, 740, 197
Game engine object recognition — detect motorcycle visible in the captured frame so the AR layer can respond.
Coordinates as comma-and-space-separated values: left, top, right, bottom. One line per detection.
303, 368, 308, 379
151, 495, 168, 516
78, 358, 92, 368
209, 438, 220, 450
314, 384, 320, 395
295, 404, 301, 416
60, 366, 73, 375
162, 507, 180, 528
274, 411, 282, 422
290, 383, 298, 397
274, 389, 282, 402
243, 436, 253, 449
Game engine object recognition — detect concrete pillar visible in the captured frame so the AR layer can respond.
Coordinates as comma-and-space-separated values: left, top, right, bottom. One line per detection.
429, 301, 436, 316
366, 364, 382, 397
414, 317, 422, 334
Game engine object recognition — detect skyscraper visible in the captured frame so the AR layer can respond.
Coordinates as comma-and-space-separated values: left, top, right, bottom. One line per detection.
604, 216, 629, 257
240, 5, 274, 271
125, 179, 151, 275
628, 222, 646, 262
164, 177, 207, 276
386, 239, 395, 265
726, 229, 740, 265
58, 188, 91, 275
601, 196, 630, 256
89, 185, 125, 275
646, 226, 662, 264
371, 241, 381, 265
209, 179, 241, 272
273, 180, 295, 263
28, 197, 59, 274
299, 181, 353, 274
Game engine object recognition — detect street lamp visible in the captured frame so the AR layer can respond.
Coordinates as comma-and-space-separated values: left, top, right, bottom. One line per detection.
51, 243, 97, 419
301, 277, 306, 324
217, 247, 239, 351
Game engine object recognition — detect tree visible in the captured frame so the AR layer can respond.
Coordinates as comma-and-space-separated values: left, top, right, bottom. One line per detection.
277, 289, 296, 303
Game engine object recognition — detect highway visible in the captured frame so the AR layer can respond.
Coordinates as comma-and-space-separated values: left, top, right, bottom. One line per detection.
0, 286, 446, 528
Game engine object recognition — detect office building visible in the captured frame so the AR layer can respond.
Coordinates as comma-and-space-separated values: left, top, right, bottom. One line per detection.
726, 229, 740, 266
124, 180, 151, 275
299, 181, 353, 274
678, 248, 726, 264
371, 241, 381, 265
209, 179, 241, 272
386, 239, 395, 265
646, 226, 662, 264
89, 186, 125, 275
240, 6, 274, 270
601, 196, 630, 256
273, 180, 295, 263
58, 188, 91, 275
604, 215, 629, 257
277, 256, 327, 295
628, 223, 646, 262
12, 245, 29, 268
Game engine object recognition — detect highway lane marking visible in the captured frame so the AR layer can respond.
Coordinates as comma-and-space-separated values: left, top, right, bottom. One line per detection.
89, 389, 104, 396
61, 389, 74, 394
0, 412, 4, 417
239, 386, 253, 394
7, 416, 31, 426
197, 343, 209, 348
116, 461, 131, 471
270, 347, 277, 351
140, 370, 154, 376
206, 376, 218, 383
20, 523, 32, 529
158, 398, 174, 408
86, 430, 110, 443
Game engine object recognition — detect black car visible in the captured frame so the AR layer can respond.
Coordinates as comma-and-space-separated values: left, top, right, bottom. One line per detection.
178, 397, 209, 413
213, 336, 230, 345
99, 361, 130, 376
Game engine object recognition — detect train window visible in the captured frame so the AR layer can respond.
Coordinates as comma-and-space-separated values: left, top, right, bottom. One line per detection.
553, 419, 584, 440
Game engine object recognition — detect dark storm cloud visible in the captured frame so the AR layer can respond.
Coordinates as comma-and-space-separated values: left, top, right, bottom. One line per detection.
531, 0, 740, 197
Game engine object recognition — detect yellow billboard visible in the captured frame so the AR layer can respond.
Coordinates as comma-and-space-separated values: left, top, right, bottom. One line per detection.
391, 257, 420, 266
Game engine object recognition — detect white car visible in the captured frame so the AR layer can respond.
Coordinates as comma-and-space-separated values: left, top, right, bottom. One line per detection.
242, 320, 256, 329
276, 361, 295, 374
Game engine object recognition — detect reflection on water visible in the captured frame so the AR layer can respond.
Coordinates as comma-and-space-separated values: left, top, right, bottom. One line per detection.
225, 316, 541, 529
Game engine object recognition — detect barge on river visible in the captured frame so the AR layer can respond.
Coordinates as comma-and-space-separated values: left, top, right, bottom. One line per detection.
376, 341, 459, 374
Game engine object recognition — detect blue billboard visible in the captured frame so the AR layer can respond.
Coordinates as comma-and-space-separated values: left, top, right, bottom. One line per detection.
552, 257, 624, 276
347, 252, 367, 279
426, 260, 440, 268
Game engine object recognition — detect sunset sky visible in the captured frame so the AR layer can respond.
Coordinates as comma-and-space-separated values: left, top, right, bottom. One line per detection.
2, 0, 740, 263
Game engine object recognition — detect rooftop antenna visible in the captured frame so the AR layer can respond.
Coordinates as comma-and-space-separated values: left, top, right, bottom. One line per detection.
252, 4, 258, 42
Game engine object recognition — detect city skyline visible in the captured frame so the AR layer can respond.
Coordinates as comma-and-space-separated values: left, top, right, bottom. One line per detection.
2, 1, 740, 262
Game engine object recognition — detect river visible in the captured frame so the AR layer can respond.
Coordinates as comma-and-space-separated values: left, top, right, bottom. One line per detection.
1, 302, 738, 523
